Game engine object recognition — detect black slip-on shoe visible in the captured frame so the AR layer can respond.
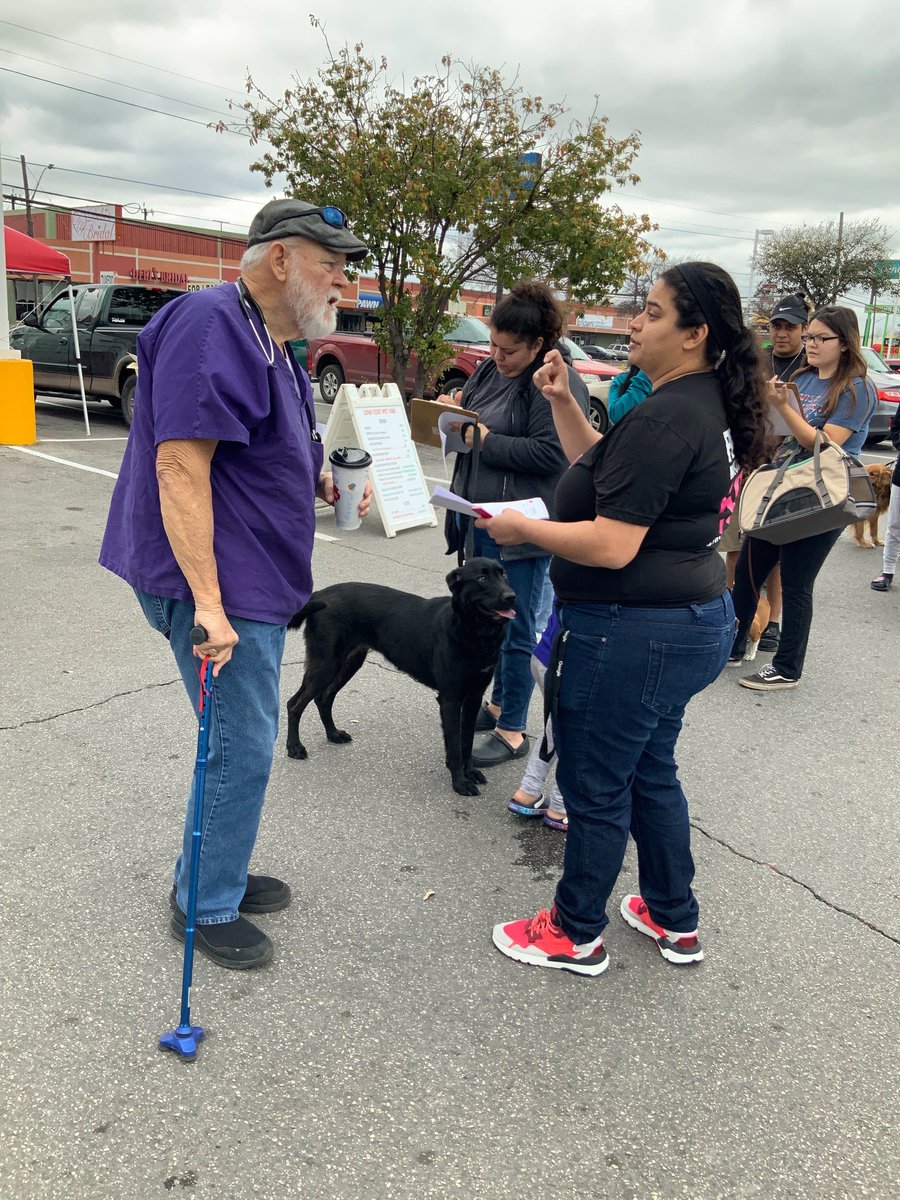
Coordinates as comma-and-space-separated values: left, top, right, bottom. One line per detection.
471, 730, 530, 768
168, 874, 291, 918
169, 907, 274, 970
475, 704, 498, 732
239, 874, 292, 914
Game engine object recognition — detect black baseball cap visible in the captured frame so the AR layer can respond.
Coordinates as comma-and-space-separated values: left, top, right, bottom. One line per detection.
247, 198, 369, 262
770, 292, 809, 326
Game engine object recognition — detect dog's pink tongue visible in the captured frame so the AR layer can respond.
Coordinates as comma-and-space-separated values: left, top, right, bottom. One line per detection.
496, 608, 516, 620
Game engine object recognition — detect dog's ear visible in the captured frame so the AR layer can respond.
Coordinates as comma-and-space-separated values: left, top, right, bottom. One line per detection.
446, 567, 462, 593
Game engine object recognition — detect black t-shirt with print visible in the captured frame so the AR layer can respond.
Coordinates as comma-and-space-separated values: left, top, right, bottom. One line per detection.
550, 371, 738, 606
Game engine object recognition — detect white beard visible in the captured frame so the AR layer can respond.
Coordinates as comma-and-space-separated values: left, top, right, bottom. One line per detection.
286, 272, 338, 340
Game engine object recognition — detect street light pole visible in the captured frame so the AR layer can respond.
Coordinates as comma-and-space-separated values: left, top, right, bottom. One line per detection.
20, 154, 33, 237
746, 228, 775, 320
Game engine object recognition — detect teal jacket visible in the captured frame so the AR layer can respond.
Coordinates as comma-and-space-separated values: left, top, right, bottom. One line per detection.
608, 368, 653, 423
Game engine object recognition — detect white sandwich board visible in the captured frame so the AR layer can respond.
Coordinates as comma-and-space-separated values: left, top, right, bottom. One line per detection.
322, 382, 437, 538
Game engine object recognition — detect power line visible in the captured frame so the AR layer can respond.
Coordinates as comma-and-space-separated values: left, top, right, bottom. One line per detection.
0, 18, 236, 92
3, 188, 250, 233
0, 45, 234, 119
1, 157, 261, 205
0, 66, 246, 135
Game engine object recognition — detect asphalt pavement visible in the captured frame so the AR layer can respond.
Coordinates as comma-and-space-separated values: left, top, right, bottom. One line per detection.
1, 392, 898, 1200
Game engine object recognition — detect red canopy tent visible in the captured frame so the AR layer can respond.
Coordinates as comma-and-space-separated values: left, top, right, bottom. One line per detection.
3, 226, 92, 432
4, 225, 71, 277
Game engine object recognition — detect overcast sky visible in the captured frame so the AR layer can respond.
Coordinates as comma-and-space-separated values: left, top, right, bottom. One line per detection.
2, 0, 899, 304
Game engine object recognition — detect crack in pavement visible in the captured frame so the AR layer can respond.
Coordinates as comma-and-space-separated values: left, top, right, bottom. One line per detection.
692, 820, 900, 947
0, 657, 401, 733
5, 682, 897, 949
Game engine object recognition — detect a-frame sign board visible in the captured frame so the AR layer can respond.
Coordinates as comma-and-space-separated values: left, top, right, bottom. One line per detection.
322, 382, 437, 539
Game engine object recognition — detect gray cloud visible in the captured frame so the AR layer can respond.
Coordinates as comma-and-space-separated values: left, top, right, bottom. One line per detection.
2, 0, 898, 292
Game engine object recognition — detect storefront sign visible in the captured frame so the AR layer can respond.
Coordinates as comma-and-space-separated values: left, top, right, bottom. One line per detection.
357, 291, 383, 310
71, 205, 116, 242
130, 267, 189, 286
575, 313, 614, 329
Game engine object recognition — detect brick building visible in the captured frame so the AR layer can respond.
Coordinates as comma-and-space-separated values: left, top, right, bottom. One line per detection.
5, 204, 630, 344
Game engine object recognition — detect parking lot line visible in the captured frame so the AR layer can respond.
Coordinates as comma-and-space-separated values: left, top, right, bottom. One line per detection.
8, 446, 339, 541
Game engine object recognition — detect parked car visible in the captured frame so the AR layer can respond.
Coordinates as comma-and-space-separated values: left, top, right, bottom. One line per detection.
580, 344, 620, 362
882, 357, 900, 373
308, 315, 492, 403
608, 342, 632, 360
861, 347, 900, 445
559, 337, 624, 433
10, 282, 183, 425
308, 318, 621, 433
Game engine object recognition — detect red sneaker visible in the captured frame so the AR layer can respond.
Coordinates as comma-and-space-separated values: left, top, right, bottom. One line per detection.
619, 895, 704, 965
492, 905, 608, 976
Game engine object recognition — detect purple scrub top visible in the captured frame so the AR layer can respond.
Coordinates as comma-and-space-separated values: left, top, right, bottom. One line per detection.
99, 282, 325, 625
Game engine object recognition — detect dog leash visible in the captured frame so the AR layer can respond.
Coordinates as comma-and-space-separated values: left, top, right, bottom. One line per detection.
539, 626, 568, 763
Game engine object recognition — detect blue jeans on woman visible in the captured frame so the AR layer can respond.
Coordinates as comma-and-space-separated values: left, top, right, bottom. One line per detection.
472, 526, 549, 732
552, 594, 734, 943
135, 590, 286, 924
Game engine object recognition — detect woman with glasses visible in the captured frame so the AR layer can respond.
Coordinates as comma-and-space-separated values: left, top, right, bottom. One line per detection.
730, 306, 877, 690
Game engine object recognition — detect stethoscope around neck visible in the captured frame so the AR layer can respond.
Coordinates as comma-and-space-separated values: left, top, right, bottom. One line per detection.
235, 279, 276, 365
234, 279, 321, 442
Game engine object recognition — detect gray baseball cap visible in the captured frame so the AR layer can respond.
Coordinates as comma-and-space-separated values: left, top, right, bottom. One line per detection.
247, 198, 369, 262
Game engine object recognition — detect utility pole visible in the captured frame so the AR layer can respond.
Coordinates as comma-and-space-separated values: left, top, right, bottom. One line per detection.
20, 154, 33, 237
831, 210, 844, 305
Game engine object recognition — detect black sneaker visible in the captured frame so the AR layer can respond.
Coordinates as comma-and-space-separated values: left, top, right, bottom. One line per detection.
871, 573, 893, 592
170, 906, 274, 970
739, 663, 798, 691
758, 621, 781, 651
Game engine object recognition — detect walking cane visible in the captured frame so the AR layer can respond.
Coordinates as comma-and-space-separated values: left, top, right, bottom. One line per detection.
159, 624, 214, 1061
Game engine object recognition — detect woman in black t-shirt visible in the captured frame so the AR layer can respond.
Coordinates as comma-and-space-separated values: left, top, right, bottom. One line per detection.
485, 262, 768, 977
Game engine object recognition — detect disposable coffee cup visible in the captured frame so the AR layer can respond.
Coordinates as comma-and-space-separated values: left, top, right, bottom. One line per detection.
329, 446, 372, 531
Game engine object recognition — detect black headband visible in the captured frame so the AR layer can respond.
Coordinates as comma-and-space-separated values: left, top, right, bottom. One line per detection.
675, 263, 741, 353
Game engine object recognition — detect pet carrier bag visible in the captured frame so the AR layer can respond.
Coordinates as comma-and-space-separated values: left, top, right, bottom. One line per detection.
738, 430, 876, 545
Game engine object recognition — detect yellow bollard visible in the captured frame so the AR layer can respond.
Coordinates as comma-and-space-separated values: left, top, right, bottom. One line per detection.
0, 355, 37, 445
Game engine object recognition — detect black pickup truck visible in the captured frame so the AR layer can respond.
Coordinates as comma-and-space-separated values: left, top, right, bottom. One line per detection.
11, 283, 183, 425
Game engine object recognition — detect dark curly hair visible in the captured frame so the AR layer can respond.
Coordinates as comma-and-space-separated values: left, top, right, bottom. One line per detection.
491, 279, 563, 360
662, 262, 769, 471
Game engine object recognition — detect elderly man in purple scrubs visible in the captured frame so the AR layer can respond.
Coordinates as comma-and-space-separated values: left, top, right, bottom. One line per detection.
100, 199, 371, 969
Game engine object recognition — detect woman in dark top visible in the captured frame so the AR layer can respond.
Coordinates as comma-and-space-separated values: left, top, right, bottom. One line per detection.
483, 262, 768, 976
442, 280, 589, 767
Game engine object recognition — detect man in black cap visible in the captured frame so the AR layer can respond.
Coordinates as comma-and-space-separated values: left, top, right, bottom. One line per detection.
723, 292, 809, 650
101, 199, 371, 971
769, 291, 809, 383
757, 292, 810, 650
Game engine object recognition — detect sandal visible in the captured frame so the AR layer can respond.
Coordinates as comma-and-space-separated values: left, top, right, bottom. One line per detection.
507, 792, 548, 818
543, 810, 568, 832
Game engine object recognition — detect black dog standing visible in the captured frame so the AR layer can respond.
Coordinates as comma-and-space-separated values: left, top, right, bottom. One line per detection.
285, 559, 516, 795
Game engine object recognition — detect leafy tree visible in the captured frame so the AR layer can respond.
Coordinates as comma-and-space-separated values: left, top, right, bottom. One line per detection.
224, 20, 652, 396
614, 249, 669, 318
753, 219, 899, 310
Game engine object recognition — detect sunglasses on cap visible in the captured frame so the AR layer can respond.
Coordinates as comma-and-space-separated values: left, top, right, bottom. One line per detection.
306, 205, 350, 229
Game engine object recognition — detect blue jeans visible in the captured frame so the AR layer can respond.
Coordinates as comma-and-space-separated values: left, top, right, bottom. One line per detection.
552, 594, 734, 943
472, 527, 549, 732
135, 591, 286, 924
